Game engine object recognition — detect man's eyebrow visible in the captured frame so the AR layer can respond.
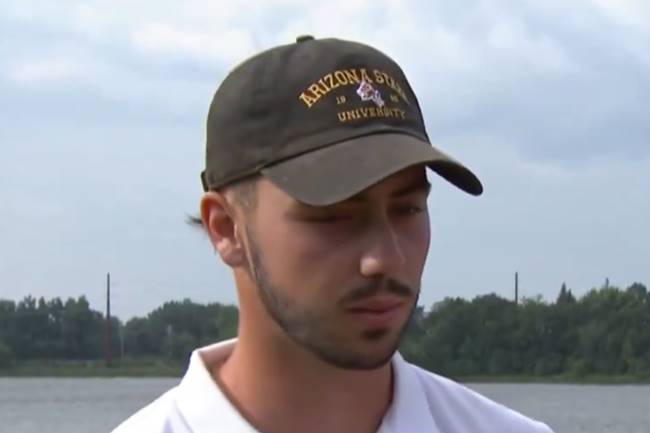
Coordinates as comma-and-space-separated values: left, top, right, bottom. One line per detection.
391, 179, 432, 198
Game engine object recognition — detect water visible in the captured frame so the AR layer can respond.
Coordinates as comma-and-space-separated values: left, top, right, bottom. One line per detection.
0, 378, 648, 432
468, 383, 650, 433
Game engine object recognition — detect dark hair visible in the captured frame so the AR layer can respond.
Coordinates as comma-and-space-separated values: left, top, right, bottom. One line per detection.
186, 175, 259, 228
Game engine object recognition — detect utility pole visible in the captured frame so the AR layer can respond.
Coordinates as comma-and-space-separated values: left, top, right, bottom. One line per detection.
105, 272, 113, 367
515, 272, 519, 305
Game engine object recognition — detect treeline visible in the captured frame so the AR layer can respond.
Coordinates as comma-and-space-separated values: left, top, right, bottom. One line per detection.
1, 282, 649, 378
0, 297, 238, 367
401, 282, 650, 378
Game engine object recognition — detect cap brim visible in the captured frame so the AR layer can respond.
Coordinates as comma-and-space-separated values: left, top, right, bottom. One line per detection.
261, 133, 483, 206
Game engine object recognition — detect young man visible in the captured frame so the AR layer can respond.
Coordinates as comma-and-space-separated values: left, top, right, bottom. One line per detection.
113, 36, 554, 433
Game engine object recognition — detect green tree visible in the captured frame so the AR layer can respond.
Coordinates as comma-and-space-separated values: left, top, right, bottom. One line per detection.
0, 340, 14, 368
556, 282, 576, 305
61, 296, 103, 359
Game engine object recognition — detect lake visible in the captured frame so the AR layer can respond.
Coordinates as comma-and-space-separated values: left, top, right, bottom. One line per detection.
0, 378, 648, 432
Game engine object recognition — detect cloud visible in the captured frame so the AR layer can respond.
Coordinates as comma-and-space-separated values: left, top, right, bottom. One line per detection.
389, 1, 650, 164
6, 57, 84, 84
131, 24, 256, 67
587, 0, 650, 32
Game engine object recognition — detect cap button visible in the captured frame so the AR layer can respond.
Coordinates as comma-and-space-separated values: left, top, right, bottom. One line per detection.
296, 35, 315, 43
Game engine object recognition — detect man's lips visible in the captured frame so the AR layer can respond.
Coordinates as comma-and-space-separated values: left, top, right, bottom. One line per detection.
345, 297, 405, 314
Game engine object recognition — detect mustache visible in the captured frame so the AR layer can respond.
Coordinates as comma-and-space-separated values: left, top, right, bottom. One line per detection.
340, 278, 414, 306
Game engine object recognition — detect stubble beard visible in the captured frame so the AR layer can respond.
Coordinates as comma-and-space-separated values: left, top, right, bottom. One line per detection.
244, 227, 419, 370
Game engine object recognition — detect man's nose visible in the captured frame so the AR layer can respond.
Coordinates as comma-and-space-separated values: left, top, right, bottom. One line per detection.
359, 218, 407, 278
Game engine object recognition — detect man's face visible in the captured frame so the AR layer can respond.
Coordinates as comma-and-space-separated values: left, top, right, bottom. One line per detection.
241, 165, 431, 370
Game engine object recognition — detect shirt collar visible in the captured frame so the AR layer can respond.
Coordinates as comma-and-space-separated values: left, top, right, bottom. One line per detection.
378, 352, 442, 433
175, 339, 441, 433
175, 339, 259, 433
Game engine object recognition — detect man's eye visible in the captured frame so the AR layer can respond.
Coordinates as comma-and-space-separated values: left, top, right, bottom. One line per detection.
308, 215, 352, 223
395, 205, 426, 215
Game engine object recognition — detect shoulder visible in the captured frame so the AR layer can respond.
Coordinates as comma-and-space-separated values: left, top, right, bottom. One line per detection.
110, 387, 190, 433
406, 363, 554, 433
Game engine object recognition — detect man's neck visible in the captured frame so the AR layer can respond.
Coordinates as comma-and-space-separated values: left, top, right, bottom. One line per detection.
211, 333, 394, 433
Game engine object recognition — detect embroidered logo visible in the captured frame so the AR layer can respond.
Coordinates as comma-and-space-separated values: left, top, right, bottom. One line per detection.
356, 80, 385, 107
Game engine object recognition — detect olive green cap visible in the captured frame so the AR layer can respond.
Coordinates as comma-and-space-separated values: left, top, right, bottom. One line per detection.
201, 36, 482, 205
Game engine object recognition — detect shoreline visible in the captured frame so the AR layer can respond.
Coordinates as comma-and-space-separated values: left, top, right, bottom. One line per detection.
2, 362, 649, 383
458, 374, 650, 385
0, 360, 184, 378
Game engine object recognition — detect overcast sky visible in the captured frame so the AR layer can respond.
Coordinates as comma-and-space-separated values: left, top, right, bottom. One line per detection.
1, 0, 648, 320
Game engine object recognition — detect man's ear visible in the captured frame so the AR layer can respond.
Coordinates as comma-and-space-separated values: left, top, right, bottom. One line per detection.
200, 191, 247, 268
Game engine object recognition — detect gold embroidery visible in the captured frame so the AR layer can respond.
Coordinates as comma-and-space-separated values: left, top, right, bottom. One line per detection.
299, 68, 407, 108
337, 107, 406, 122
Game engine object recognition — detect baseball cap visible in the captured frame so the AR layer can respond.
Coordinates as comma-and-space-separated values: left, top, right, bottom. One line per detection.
201, 35, 483, 206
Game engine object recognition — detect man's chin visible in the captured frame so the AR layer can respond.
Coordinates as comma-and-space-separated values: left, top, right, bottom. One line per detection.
309, 334, 402, 371
328, 348, 397, 371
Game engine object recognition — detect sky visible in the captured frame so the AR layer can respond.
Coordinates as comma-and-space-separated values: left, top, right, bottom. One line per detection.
1, 0, 648, 320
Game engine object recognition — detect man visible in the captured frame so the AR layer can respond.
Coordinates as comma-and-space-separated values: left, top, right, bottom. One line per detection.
113, 36, 554, 433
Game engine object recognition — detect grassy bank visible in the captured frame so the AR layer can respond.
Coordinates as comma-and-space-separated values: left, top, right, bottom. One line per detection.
458, 373, 650, 384
2, 361, 650, 383
0, 359, 184, 378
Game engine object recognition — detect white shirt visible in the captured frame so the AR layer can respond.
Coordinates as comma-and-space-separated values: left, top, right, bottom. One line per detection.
112, 339, 554, 433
